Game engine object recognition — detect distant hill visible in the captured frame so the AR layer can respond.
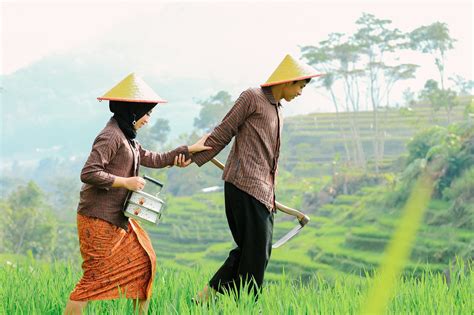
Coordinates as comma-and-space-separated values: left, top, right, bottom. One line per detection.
0, 52, 221, 163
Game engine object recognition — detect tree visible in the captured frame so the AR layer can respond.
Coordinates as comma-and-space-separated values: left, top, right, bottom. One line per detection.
302, 33, 367, 169
48, 176, 82, 222
353, 13, 416, 173
419, 79, 459, 123
0, 201, 9, 253
301, 37, 352, 164
402, 88, 416, 107
383, 64, 418, 107
149, 118, 171, 145
194, 91, 234, 131
449, 74, 474, 96
2, 182, 57, 258
137, 118, 171, 150
302, 13, 418, 172
410, 22, 455, 90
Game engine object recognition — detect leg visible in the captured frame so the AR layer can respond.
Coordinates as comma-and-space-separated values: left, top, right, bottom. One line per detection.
196, 182, 244, 301
236, 196, 273, 296
228, 184, 273, 296
210, 182, 273, 297
64, 299, 87, 315
208, 182, 246, 293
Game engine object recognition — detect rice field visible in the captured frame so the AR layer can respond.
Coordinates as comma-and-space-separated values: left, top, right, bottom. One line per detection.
1, 258, 472, 314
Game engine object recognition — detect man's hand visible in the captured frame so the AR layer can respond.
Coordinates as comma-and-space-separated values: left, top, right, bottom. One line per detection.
188, 133, 213, 154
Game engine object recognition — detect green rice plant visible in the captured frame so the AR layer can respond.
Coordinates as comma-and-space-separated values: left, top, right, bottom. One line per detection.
1, 257, 472, 314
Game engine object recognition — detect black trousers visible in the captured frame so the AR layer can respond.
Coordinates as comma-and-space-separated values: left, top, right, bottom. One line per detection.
209, 182, 274, 296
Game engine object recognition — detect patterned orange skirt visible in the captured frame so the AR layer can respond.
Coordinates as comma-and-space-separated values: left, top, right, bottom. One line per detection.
69, 214, 156, 301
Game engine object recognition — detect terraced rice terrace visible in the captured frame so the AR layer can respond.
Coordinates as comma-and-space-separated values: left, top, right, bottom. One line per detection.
280, 101, 467, 175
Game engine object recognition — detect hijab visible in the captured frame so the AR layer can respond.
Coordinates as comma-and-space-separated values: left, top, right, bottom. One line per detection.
109, 101, 157, 139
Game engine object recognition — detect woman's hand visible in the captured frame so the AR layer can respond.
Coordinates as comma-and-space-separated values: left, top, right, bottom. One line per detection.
124, 176, 146, 191
174, 153, 192, 168
188, 133, 213, 154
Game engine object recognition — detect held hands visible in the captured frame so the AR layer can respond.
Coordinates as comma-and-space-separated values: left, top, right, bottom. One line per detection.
124, 134, 212, 185
174, 153, 192, 168
174, 134, 213, 168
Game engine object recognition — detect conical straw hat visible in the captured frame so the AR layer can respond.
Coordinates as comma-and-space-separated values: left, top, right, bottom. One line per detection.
261, 54, 322, 87
98, 73, 167, 103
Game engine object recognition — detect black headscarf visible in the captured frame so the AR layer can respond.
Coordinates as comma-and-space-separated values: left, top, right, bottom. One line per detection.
109, 101, 157, 139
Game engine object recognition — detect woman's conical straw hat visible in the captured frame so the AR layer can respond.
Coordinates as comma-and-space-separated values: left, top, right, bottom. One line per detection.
261, 54, 322, 87
98, 73, 167, 103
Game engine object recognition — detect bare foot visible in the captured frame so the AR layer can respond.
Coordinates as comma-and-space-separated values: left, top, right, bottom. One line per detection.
193, 285, 215, 304
64, 299, 87, 315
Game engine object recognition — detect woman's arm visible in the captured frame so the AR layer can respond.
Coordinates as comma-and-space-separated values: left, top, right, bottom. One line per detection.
80, 132, 120, 188
139, 134, 212, 168
111, 176, 146, 191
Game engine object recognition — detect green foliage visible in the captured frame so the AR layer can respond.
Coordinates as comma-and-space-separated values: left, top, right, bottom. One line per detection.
442, 167, 474, 228
409, 22, 455, 54
194, 91, 234, 131
52, 224, 81, 262
47, 176, 82, 222
406, 126, 446, 164
2, 182, 58, 259
409, 22, 456, 89
449, 74, 474, 96
0, 201, 8, 252
386, 158, 425, 206
419, 79, 459, 116
333, 171, 388, 195
137, 118, 171, 150
389, 123, 473, 210
464, 97, 474, 118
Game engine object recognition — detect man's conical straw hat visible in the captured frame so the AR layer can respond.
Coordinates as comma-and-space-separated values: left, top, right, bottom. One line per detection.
261, 54, 322, 87
97, 73, 167, 103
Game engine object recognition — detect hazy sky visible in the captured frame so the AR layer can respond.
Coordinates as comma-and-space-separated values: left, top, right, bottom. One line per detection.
1, 0, 473, 115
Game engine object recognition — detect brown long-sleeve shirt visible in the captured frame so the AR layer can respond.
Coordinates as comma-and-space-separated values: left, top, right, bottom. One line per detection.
77, 118, 189, 230
192, 87, 282, 211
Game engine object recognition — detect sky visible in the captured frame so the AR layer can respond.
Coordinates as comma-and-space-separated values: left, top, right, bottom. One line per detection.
1, 0, 473, 116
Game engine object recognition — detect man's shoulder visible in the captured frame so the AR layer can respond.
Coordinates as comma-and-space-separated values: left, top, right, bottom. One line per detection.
242, 87, 264, 97
238, 87, 267, 105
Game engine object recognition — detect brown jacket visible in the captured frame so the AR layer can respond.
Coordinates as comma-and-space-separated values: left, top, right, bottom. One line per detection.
192, 87, 282, 211
77, 118, 189, 230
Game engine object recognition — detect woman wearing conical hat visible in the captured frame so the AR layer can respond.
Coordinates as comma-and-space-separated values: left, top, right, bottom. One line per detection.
64, 73, 211, 314
191, 55, 322, 302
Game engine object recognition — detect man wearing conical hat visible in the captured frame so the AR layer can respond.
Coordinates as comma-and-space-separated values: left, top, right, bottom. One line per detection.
64, 73, 211, 314
191, 55, 322, 301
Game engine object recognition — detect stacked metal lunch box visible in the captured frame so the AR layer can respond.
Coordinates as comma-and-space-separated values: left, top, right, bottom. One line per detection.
123, 175, 165, 225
